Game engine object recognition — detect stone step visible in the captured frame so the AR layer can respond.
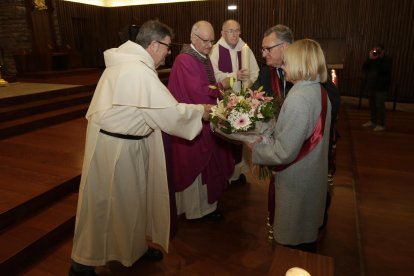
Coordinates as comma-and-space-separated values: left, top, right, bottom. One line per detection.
0, 191, 78, 276
0, 90, 93, 122
0, 175, 80, 231
0, 103, 89, 139
0, 84, 96, 107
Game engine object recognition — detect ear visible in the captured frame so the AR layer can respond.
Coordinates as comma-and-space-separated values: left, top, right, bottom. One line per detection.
190, 33, 196, 44
147, 40, 157, 51
145, 41, 154, 58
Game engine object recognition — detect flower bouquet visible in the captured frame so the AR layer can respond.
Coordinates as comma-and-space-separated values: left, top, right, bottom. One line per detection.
209, 79, 280, 143
209, 79, 283, 179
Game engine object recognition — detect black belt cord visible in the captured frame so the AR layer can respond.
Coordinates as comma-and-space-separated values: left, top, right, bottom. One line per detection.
99, 129, 151, 140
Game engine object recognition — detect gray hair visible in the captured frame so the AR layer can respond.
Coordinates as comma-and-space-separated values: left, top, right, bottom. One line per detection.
191, 20, 213, 37
264, 24, 294, 44
135, 20, 174, 48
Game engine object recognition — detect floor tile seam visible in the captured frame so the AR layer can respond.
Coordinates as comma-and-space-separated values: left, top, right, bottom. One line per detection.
355, 166, 414, 175
343, 106, 366, 276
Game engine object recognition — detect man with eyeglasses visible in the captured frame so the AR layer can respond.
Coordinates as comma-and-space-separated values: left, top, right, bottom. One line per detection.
252, 24, 294, 98
209, 19, 260, 187
167, 20, 235, 223
69, 20, 211, 275
210, 19, 259, 93
251, 25, 341, 243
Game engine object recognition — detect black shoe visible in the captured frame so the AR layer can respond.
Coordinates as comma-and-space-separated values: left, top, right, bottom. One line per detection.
238, 174, 247, 184
142, 248, 163, 261
230, 174, 247, 185
203, 210, 223, 221
69, 266, 97, 276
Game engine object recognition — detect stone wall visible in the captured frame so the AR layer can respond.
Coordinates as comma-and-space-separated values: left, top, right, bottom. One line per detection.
0, 0, 32, 76
0, 0, 60, 77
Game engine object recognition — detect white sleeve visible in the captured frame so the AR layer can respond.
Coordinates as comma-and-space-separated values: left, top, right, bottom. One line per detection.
141, 103, 204, 140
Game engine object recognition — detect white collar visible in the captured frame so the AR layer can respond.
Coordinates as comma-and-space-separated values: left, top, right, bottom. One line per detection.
217, 37, 245, 51
190, 44, 207, 58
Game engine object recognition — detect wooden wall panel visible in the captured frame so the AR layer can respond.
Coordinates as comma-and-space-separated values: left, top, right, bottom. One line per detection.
55, 1, 107, 67
53, 0, 414, 101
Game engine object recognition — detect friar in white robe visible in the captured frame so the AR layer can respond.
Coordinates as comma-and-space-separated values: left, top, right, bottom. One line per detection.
71, 21, 207, 269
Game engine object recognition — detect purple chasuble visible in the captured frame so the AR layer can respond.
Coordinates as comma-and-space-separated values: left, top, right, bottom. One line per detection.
218, 44, 241, 73
167, 50, 235, 204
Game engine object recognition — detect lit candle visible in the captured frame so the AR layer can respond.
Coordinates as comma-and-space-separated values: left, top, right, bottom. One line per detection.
331, 69, 337, 86
241, 43, 249, 69
241, 44, 250, 89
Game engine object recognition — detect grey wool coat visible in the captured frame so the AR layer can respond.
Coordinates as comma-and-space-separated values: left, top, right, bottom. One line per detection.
252, 78, 331, 245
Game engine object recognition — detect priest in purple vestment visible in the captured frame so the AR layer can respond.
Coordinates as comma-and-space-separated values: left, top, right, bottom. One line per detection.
167, 20, 235, 220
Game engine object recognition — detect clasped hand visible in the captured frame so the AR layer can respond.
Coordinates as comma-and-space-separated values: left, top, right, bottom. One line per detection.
202, 104, 213, 121
244, 136, 263, 150
237, 69, 250, 82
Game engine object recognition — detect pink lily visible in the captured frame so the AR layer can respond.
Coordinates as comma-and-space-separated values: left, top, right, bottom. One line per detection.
227, 95, 238, 108
249, 90, 266, 100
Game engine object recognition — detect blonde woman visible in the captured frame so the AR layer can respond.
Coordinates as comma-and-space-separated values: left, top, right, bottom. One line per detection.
248, 39, 331, 252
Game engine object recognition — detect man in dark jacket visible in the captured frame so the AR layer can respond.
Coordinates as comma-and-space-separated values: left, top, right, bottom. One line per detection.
251, 24, 294, 97
362, 44, 392, 131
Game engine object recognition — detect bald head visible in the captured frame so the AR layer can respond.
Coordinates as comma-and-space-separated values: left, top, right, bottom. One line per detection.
222, 19, 240, 30
221, 20, 241, 48
191, 20, 215, 55
191, 20, 214, 37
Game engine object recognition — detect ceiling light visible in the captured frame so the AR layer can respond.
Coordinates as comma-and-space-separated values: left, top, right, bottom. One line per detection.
63, 0, 205, 7
228, 5, 237, 10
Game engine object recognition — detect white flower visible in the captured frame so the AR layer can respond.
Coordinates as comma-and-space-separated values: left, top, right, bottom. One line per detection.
210, 83, 276, 134
228, 110, 252, 131
256, 105, 264, 119
211, 100, 227, 120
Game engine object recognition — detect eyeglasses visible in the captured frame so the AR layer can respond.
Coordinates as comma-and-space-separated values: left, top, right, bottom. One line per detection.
223, 29, 241, 35
156, 40, 172, 51
261, 42, 284, 53
193, 33, 215, 45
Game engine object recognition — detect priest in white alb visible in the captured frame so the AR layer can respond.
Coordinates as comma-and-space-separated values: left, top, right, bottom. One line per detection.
209, 19, 260, 185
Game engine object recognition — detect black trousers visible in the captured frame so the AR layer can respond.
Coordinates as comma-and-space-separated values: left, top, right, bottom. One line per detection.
368, 89, 387, 126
